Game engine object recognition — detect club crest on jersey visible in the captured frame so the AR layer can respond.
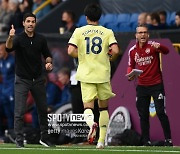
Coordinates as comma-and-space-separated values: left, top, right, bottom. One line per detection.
145, 48, 150, 54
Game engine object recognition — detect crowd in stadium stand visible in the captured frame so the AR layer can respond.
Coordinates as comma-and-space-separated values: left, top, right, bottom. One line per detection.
0, 0, 62, 36
77, 11, 180, 32
1, 0, 180, 36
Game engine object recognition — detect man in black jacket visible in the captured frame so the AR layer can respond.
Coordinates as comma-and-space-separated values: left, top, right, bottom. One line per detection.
6, 12, 54, 148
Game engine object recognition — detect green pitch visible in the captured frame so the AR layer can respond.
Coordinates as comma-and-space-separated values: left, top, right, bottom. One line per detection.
0, 143, 180, 154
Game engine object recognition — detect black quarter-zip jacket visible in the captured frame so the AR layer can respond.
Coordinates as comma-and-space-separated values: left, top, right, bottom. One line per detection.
6, 32, 52, 80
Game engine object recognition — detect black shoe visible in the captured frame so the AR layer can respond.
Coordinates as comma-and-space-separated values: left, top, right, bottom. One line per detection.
15, 141, 24, 148
143, 141, 151, 146
164, 139, 173, 146
39, 139, 55, 147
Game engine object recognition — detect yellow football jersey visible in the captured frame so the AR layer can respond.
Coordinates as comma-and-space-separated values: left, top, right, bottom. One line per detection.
68, 25, 117, 83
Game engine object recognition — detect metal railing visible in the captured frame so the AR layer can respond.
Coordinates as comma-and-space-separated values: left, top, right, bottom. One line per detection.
173, 43, 180, 54
33, 0, 52, 15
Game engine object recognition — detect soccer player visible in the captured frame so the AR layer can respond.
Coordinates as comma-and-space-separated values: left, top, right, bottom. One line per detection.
127, 24, 172, 146
68, 4, 119, 149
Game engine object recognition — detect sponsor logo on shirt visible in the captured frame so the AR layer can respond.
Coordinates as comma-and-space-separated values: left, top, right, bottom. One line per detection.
135, 54, 153, 66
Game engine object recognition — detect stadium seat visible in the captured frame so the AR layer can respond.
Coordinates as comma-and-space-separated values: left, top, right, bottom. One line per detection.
166, 11, 171, 25
99, 14, 104, 26
116, 13, 131, 24
131, 22, 138, 31
102, 14, 117, 26
77, 15, 87, 27
168, 12, 176, 26
118, 23, 132, 32
129, 13, 139, 25
105, 23, 119, 32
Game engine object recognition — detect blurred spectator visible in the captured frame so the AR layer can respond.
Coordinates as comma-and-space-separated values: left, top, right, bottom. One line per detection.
60, 10, 76, 34
138, 12, 147, 25
146, 13, 152, 25
50, 0, 60, 9
0, 0, 13, 35
146, 12, 165, 30
19, 0, 33, 14
0, 72, 3, 137
50, 46, 64, 73
46, 72, 63, 113
149, 12, 161, 29
57, 67, 71, 106
158, 11, 167, 25
32, 0, 51, 20
0, 43, 15, 134
171, 11, 180, 29
158, 10, 169, 29
175, 11, 180, 28
8, 0, 24, 33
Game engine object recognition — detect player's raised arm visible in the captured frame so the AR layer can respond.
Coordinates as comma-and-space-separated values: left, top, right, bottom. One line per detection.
6, 25, 16, 49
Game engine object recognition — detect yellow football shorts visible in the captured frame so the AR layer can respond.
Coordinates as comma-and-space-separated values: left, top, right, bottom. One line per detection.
80, 82, 116, 103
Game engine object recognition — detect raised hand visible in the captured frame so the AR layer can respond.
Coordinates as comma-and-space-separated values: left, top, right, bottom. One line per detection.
45, 62, 53, 71
9, 25, 15, 38
151, 41, 160, 49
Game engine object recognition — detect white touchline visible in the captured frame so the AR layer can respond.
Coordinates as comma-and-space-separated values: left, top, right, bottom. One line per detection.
0, 147, 179, 153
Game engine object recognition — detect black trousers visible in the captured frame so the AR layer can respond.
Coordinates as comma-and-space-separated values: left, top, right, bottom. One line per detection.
14, 75, 48, 143
70, 83, 84, 114
136, 83, 171, 142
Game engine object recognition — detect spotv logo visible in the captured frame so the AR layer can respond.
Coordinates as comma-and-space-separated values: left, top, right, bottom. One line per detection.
48, 114, 94, 122
70, 114, 94, 122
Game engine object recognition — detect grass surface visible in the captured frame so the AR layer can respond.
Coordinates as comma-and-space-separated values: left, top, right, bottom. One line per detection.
0, 143, 180, 154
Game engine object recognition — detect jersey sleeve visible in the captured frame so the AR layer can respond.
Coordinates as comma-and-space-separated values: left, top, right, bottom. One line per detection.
157, 44, 169, 54
149, 41, 169, 55
127, 49, 135, 74
108, 30, 117, 46
68, 28, 79, 47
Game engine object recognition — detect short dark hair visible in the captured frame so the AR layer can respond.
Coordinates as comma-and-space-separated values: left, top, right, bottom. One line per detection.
136, 24, 149, 31
137, 24, 148, 29
23, 13, 36, 22
151, 12, 161, 24
176, 11, 180, 17
84, 3, 102, 22
63, 10, 76, 22
158, 10, 167, 17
